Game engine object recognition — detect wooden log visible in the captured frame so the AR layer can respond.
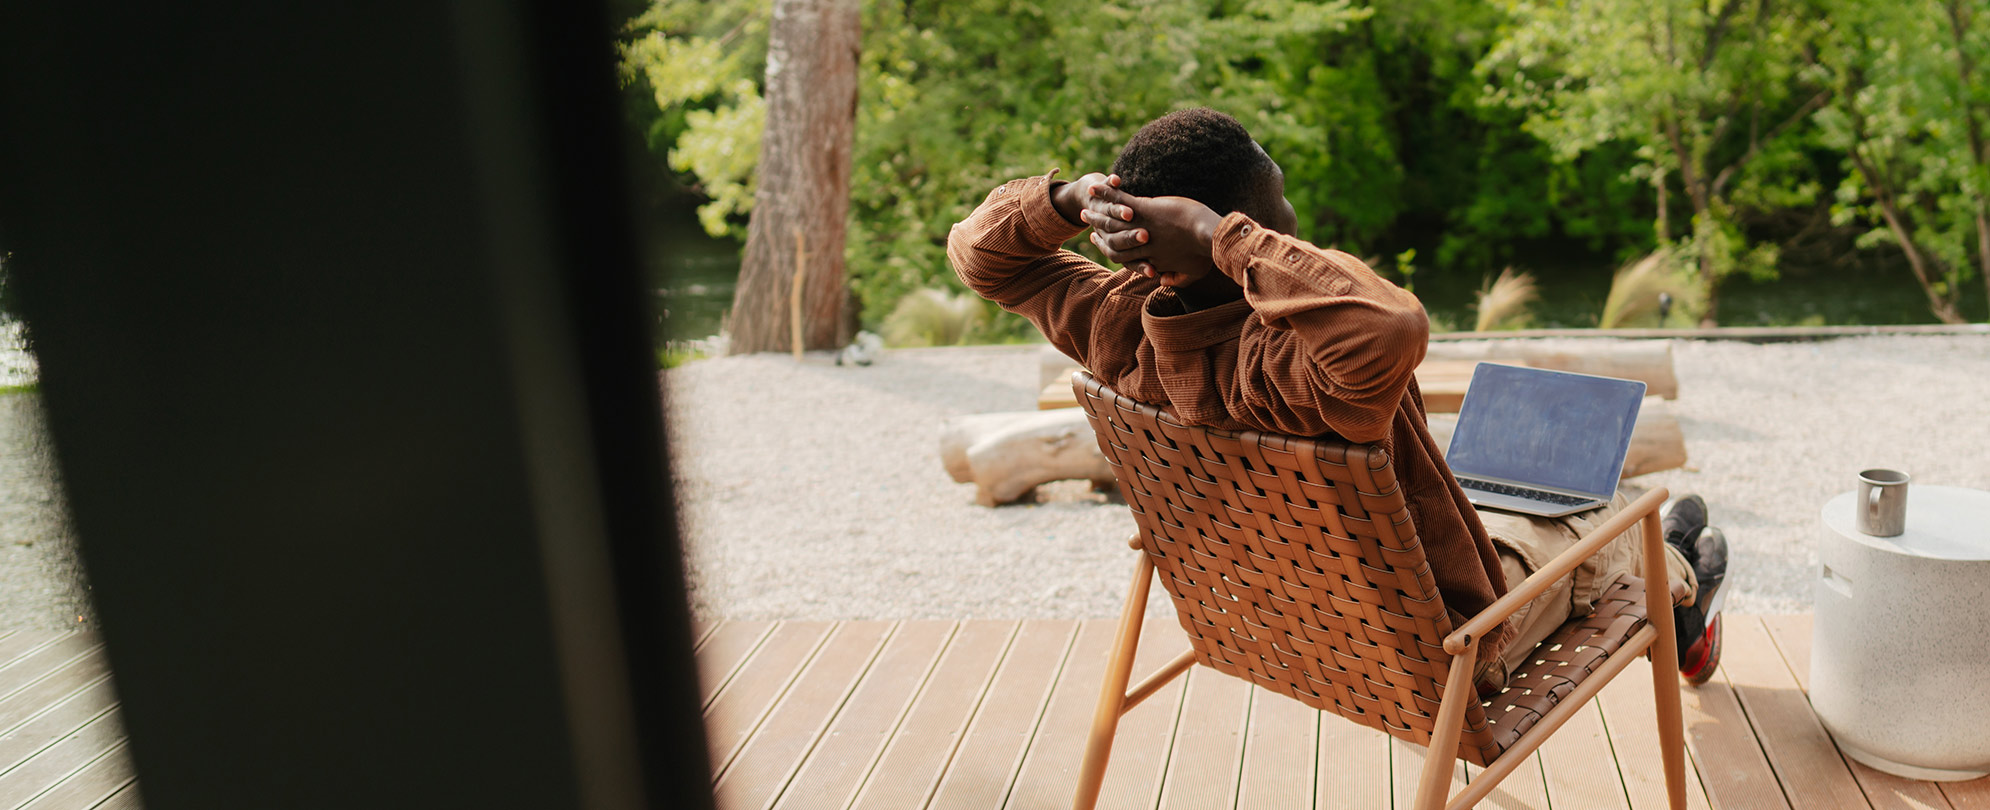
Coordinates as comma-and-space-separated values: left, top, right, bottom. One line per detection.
1422, 339, 1678, 399
1038, 380, 1077, 410
1041, 341, 1675, 410
1424, 395, 1687, 479
1038, 345, 1082, 390
1415, 359, 1525, 413
939, 408, 1114, 506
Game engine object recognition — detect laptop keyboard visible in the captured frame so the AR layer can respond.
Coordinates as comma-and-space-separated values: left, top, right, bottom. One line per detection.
1457, 478, 1595, 507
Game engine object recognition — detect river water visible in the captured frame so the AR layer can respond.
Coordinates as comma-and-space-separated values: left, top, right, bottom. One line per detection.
653, 228, 1986, 342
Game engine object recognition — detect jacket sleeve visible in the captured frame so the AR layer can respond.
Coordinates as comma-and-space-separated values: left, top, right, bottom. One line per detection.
1208, 213, 1429, 443
947, 173, 1157, 378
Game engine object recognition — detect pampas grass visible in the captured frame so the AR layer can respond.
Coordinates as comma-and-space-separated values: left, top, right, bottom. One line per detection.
881, 287, 988, 347
1599, 250, 1703, 328
1473, 267, 1538, 332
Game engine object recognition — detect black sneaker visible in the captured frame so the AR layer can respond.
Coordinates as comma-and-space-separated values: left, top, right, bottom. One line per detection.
1671, 525, 1728, 685
1662, 494, 1707, 550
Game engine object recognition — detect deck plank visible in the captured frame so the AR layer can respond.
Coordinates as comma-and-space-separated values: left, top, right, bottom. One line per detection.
84, 783, 139, 810
15, 741, 133, 810
1537, 701, 1632, 810
1596, 660, 1714, 810
1389, 735, 1464, 810
715, 622, 895, 809
1678, 657, 1788, 810
0, 678, 119, 777
1760, 615, 1953, 810
0, 639, 97, 705
1315, 715, 1390, 808
0, 634, 48, 672
705, 622, 837, 777
1722, 616, 1868, 810
924, 619, 1078, 810
1005, 621, 1119, 810
0, 711, 127, 810
1942, 780, 1990, 810
699, 622, 779, 707
0, 653, 114, 736
1467, 753, 1553, 810
1758, 615, 1814, 686
846, 621, 1018, 810
769, 621, 956, 810
1466, 751, 1553, 810
694, 616, 1990, 810
1234, 691, 1315, 810
1095, 622, 1193, 810
1157, 667, 1251, 810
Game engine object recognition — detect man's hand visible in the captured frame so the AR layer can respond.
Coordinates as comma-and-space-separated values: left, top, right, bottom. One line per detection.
1078, 176, 1224, 288
1049, 172, 1117, 228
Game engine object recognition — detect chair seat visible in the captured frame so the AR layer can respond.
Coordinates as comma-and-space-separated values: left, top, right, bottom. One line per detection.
1479, 574, 1651, 756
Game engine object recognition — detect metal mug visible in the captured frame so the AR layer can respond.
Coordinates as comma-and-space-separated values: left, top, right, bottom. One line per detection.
1857, 468, 1910, 537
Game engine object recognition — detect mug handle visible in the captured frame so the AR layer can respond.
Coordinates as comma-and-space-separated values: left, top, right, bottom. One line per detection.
1868, 486, 1883, 513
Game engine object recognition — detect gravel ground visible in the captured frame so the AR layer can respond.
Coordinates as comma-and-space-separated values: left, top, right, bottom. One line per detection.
667, 335, 1990, 621
0, 393, 94, 631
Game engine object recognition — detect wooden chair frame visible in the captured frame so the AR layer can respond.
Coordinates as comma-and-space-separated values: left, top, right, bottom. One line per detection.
1069, 401, 1689, 810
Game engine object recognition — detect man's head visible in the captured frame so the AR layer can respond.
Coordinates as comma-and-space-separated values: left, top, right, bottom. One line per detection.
1110, 108, 1298, 235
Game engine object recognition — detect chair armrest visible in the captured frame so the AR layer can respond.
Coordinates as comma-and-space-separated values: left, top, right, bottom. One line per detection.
1444, 487, 1669, 654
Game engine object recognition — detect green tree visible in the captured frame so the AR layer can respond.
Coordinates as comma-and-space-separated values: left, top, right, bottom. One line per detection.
620, 1, 768, 240
1481, 0, 1830, 325
1814, 0, 1990, 323
1260, 0, 1653, 275
845, 0, 1362, 327
626, 0, 1367, 333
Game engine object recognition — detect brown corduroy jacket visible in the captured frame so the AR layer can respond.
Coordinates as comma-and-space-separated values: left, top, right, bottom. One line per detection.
947, 172, 1518, 663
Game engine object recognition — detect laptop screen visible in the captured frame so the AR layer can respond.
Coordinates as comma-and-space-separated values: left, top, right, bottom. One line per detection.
1445, 364, 1646, 497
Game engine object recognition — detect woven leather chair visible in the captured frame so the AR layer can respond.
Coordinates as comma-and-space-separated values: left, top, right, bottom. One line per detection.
1070, 373, 1689, 810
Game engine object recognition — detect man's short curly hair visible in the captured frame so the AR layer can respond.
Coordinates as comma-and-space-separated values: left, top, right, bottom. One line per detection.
1110, 108, 1278, 218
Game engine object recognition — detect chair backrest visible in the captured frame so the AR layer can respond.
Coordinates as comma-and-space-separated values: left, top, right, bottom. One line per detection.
1074, 372, 1504, 764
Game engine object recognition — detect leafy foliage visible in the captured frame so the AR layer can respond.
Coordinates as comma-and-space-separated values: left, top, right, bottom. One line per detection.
880, 288, 989, 347
620, 1, 769, 240
843, 0, 1368, 328
1813, 0, 1990, 322
623, 0, 1990, 332
1479, 0, 1830, 323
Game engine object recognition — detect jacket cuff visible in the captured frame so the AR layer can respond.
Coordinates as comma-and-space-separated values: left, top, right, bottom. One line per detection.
1142, 294, 1251, 352
1016, 172, 1086, 250
1211, 212, 1275, 284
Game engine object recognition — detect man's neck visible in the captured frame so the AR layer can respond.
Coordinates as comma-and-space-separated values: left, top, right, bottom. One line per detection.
1173, 272, 1244, 312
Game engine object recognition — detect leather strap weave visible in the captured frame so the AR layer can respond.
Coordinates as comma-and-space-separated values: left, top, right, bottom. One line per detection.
1075, 373, 1651, 766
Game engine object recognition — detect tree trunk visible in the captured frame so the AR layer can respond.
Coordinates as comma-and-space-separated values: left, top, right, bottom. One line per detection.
1695, 232, 1719, 327
1689, 198, 1720, 328
1976, 210, 1990, 321
1664, 111, 1721, 327
727, 0, 860, 354
1850, 149, 1968, 324
1654, 165, 1670, 243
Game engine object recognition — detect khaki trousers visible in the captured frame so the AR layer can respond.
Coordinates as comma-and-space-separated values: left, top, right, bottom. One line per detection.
1474, 491, 1697, 689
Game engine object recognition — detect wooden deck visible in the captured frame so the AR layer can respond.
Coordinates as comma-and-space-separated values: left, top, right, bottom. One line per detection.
697, 615, 1990, 810
0, 632, 137, 810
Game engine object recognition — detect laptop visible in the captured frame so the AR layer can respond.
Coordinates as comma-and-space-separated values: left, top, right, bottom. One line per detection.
1445, 363, 1646, 518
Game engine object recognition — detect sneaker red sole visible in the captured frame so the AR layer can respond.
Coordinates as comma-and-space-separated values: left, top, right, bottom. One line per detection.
1680, 614, 1722, 685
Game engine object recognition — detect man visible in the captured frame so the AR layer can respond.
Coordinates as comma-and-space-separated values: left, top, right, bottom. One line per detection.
947, 108, 1728, 688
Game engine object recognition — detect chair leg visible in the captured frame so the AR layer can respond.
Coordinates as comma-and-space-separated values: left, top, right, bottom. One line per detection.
1412, 641, 1478, 810
1071, 553, 1155, 810
1640, 509, 1690, 810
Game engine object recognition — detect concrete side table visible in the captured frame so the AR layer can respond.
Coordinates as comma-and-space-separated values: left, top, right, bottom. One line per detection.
1814, 485, 1990, 781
